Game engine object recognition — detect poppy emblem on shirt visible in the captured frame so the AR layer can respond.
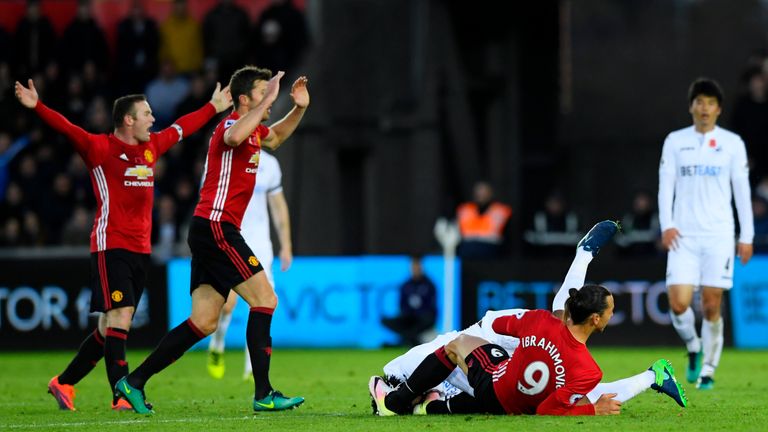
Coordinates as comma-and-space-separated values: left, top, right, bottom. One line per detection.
144, 149, 154, 163
248, 256, 260, 267
709, 139, 716, 148
111, 291, 123, 302
125, 165, 154, 180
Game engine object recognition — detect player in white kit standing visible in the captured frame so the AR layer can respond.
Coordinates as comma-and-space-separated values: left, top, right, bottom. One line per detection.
206, 151, 292, 379
658, 78, 754, 390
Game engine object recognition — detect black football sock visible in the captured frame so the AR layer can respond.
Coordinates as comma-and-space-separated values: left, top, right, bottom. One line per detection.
247, 307, 274, 400
128, 319, 205, 389
385, 346, 455, 414
105, 327, 129, 402
58, 329, 105, 385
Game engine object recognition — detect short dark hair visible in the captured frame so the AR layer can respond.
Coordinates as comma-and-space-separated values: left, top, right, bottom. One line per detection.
564, 284, 612, 325
688, 78, 724, 105
229, 66, 273, 109
112, 94, 146, 127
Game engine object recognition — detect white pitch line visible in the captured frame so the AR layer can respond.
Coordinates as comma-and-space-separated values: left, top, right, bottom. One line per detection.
2, 416, 255, 429
2, 412, 350, 429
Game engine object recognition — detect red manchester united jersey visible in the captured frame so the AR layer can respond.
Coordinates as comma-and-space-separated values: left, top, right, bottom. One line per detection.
35, 101, 216, 254
194, 111, 270, 228
491, 309, 602, 415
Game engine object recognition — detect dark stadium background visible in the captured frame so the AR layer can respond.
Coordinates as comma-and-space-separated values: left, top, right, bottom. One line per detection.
0, 0, 766, 350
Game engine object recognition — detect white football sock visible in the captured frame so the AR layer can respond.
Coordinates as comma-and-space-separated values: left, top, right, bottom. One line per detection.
209, 311, 233, 353
586, 370, 655, 403
244, 345, 252, 376
552, 248, 593, 312
670, 308, 701, 353
700, 318, 723, 378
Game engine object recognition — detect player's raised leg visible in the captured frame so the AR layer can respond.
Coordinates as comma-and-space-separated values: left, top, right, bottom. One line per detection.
552, 220, 620, 312
234, 271, 304, 411
117, 285, 224, 414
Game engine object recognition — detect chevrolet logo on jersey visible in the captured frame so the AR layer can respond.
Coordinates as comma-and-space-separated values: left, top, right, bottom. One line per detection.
125, 165, 154, 179
246, 152, 260, 174
124, 165, 155, 187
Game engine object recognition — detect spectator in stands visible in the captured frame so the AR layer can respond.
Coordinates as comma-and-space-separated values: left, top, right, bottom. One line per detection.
15, 155, 43, 214
616, 191, 660, 257
42, 62, 66, 110
253, 0, 309, 75
116, 1, 159, 94
0, 133, 29, 201
21, 210, 43, 246
145, 60, 190, 129
203, 0, 251, 80
81, 61, 109, 102
456, 181, 512, 259
0, 182, 25, 223
84, 97, 111, 134
524, 192, 581, 257
44, 173, 75, 244
58, 0, 109, 75
172, 74, 211, 170
381, 256, 437, 347
1, 218, 23, 247
731, 65, 768, 183
159, 0, 204, 75
13, 0, 56, 77
63, 75, 88, 126
61, 205, 91, 246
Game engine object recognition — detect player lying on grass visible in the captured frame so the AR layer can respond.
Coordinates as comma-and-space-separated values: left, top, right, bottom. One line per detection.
370, 220, 688, 415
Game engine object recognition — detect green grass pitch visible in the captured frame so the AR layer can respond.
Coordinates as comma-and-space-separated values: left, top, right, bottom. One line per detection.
1, 347, 766, 431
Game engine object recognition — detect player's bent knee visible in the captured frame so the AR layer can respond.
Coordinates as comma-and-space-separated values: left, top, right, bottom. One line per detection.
669, 302, 689, 315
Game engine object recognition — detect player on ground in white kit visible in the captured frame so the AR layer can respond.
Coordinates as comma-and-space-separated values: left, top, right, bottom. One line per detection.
206, 151, 292, 379
658, 78, 754, 390
377, 221, 688, 414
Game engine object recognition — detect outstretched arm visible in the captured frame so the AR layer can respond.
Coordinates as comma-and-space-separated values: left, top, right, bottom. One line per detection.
262, 76, 309, 150
15, 79, 92, 152
156, 83, 232, 154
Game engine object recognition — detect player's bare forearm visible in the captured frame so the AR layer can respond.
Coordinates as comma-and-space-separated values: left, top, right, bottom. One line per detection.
263, 106, 307, 150
269, 193, 293, 252
223, 103, 272, 147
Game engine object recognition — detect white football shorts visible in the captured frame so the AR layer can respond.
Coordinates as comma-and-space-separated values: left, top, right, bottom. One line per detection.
665, 234, 735, 289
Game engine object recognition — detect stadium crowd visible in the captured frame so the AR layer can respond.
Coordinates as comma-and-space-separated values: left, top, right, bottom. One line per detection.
1, 0, 768, 258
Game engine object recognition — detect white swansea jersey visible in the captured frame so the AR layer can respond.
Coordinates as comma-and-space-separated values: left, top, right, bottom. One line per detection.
240, 151, 283, 279
658, 125, 753, 241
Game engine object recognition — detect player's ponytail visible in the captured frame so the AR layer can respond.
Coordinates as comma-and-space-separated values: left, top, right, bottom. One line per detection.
564, 284, 612, 325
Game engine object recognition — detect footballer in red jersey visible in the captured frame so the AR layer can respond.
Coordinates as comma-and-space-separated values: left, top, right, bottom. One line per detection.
373, 220, 688, 416
15, 78, 232, 411
117, 66, 309, 414
380, 285, 617, 416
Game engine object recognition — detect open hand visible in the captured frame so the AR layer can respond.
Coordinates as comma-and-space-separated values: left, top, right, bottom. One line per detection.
594, 393, 621, 415
290, 76, 309, 109
14, 79, 39, 109
210, 82, 232, 113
